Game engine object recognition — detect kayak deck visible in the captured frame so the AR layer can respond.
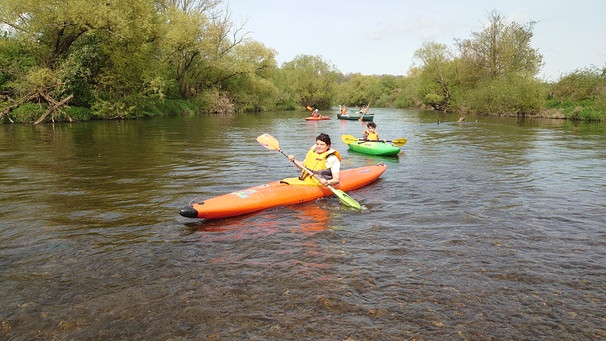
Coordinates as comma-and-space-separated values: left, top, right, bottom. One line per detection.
179, 163, 387, 219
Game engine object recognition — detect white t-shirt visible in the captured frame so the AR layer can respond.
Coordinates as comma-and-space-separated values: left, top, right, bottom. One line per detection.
325, 152, 340, 176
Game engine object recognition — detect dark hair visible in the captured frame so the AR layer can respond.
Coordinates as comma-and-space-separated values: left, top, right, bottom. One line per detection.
316, 133, 331, 146
367, 122, 377, 128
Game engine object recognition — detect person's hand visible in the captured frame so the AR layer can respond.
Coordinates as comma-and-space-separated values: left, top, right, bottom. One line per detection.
288, 154, 295, 162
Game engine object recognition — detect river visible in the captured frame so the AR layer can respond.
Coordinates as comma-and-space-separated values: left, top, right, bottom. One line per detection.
1, 108, 605, 340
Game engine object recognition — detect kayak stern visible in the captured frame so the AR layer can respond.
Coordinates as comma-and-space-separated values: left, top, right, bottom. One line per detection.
179, 205, 200, 218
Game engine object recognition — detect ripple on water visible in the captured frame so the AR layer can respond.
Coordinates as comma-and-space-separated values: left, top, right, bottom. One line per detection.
1, 112, 605, 339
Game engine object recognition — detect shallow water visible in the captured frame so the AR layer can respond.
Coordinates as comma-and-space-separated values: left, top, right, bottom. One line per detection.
1, 109, 605, 340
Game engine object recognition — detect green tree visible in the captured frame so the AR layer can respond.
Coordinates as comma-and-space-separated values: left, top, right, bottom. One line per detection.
280, 55, 339, 109
450, 10, 545, 115
334, 73, 417, 109
0, 0, 167, 120
220, 40, 279, 112
157, 1, 278, 112
335, 74, 375, 106
413, 42, 456, 111
456, 10, 543, 85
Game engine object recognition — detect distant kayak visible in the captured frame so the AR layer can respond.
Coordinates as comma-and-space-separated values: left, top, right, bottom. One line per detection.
337, 113, 374, 121
179, 163, 387, 219
305, 116, 331, 121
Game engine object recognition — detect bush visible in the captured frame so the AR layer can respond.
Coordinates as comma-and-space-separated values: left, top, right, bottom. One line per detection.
545, 66, 606, 121
8, 103, 45, 123
64, 106, 94, 121
550, 67, 605, 101
463, 74, 545, 115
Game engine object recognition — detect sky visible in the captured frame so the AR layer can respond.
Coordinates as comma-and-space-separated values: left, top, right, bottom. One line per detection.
225, 0, 606, 82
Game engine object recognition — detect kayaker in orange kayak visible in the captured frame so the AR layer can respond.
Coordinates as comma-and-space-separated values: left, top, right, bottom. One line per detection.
287, 133, 341, 186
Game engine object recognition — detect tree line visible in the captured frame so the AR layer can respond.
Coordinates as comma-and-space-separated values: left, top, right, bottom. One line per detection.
1, 1, 604, 124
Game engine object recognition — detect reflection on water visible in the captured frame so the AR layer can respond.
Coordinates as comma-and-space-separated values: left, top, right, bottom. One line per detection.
1, 110, 605, 339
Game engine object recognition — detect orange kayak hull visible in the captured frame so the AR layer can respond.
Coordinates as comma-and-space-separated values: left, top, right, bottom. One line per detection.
179, 164, 387, 219
305, 116, 331, 121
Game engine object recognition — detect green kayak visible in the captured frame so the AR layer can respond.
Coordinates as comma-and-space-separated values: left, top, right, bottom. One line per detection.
337, 113, 374, 121
346, 140, 401, 156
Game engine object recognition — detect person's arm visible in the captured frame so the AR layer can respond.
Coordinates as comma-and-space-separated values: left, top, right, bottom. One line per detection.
287, 154, 303, 170
362, 130, 369, 140
321, 155, 340, 186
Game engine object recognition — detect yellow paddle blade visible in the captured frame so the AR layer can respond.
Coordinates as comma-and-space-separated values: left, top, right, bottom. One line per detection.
392, 138, 407, 147
341, 134, 358, 144
256, 133, 281, 151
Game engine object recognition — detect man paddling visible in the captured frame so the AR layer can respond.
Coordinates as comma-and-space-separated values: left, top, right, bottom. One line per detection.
287, 133, 341, 187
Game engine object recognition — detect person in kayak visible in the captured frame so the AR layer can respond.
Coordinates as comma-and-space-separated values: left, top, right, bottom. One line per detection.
287, 133, 341, 186
362, 122, 385, 142
340, 105, 348, 116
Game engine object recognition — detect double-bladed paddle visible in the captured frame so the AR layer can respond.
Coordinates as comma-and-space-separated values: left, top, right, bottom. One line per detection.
341, 134, 407, 147
257, 133, 361, 210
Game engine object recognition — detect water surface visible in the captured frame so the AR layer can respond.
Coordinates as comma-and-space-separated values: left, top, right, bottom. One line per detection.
1, 109, 605, 339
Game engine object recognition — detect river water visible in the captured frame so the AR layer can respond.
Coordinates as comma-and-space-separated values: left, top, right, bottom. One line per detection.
1, 108, 605, 340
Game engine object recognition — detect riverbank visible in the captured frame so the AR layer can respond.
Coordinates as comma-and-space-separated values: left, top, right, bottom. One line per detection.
1, 102, 604, 124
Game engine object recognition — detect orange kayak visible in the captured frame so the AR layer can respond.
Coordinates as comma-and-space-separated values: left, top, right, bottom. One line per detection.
305, 116, 331, 121
179, 163, 387, 219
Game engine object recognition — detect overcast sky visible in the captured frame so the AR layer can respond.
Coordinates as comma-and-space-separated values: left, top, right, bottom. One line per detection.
225, 0, 606, 81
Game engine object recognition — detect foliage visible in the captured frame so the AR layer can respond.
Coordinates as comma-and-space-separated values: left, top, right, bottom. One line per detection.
1, 4, 604, 123
413, 42, 457, 111
335, 74, 378, 106
0, 37, 37, 93
545, 65, 606, 121
7, 103, 46, 123
156, 2, 278, 113
549, 66, 606, 102
456, 10, 543, 85
409, 11, 547, 116
64, 106, 94, 121
461, 74, 545, 115
280, 55, 339, 109
218, 41, 279, 112
0, 0, 279, 122
335, 74, 416, 109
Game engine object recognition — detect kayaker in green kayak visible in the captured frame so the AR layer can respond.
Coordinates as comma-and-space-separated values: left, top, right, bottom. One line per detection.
362, 122, 386, 142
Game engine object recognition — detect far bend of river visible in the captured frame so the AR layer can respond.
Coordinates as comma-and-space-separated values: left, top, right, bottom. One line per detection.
1, 108, 605, 340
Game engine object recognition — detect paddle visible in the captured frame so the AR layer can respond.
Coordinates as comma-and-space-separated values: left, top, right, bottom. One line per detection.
341, 134, 407, 147
257, 133, 361, 209
358, 101, 371, 121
